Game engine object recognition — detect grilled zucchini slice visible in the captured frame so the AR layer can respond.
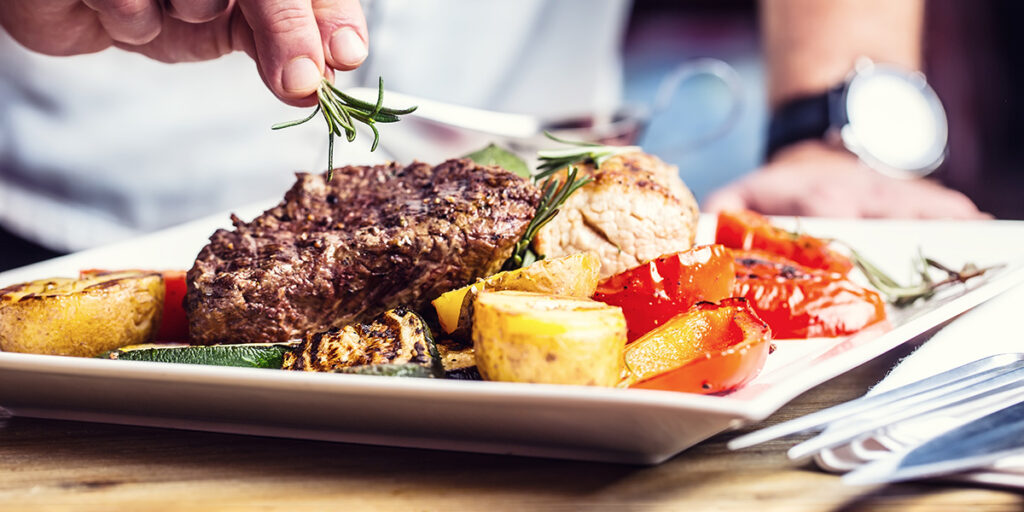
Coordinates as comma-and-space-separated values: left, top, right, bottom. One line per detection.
100, 343, 297, 369
0, 272, 164, 357
283, 308, 443, 377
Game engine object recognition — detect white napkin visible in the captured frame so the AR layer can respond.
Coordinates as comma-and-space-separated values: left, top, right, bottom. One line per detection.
816, 283, 1024, 487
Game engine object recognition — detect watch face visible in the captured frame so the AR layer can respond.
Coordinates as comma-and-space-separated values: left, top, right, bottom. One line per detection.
842, 64, 948, 178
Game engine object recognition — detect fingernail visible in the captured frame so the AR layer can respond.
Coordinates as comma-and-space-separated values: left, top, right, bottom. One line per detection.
282, 57, 321, 94
330, 27, 368, 67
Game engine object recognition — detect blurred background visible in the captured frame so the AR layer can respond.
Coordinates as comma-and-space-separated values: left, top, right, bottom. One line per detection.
625, 0, 1024, 220
2, 0, 1023, 272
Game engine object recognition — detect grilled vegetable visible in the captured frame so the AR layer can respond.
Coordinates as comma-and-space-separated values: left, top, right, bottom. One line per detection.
731, 249, 886, 339
472, 291, 626, 386
624, 298, 772, 394
436, 343, 481, 380
81, 269, 189, 341
0, 272, 164, 357
715, 209, 854, 275
100, 343, 296, 368
593, 245, 735, 341
282, 308, 442, 377
432, 252, 601, 340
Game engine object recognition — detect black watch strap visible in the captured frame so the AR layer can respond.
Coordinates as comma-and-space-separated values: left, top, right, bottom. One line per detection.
765, 85, 848, 161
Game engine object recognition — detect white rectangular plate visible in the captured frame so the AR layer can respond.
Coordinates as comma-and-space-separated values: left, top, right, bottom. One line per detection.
2, 211, 1023, 464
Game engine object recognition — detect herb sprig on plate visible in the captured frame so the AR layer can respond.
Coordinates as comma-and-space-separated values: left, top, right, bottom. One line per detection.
536, 131, 640, 180
273, 77, 417, 180
466, 133, 642, 269
850, 249, 999, 306
504, 165, 592, 269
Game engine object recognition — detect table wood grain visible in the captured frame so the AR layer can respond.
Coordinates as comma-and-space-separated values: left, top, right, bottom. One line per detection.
1, 341, 1021, 511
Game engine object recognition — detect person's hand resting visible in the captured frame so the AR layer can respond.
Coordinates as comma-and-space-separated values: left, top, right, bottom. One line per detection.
0, 0, 368, 106
703, 141, 989, 219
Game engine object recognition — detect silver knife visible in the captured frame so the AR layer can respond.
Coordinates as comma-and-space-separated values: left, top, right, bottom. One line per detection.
843, 398, 1024, 485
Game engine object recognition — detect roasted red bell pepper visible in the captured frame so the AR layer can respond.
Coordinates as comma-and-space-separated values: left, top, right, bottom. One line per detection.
729, 249, 886, 339
624, 298, 772, 394
594, 245, 735, 341
81, 269, 190, 341
716, 209, 854, 275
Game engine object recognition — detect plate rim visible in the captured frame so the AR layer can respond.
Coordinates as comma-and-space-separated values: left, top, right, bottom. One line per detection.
3, 215, 1024, 461
2, 261, 1021, 423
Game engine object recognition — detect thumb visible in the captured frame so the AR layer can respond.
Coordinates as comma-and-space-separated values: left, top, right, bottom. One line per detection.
237, 0, 327, 104
313, 0, 368, 72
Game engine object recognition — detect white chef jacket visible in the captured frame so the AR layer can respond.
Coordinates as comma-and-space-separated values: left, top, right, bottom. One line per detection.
0, 0, 629, 252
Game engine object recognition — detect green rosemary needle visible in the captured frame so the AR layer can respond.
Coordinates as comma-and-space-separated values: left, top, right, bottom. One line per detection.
503, 132, 636, 269
272, 77, 417, 180
850, 248, 999, 306
504, 165, 592, 270
535, 131, 640, 180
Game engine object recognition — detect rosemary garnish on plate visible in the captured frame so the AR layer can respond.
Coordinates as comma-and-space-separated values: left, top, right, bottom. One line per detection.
536, 131, 640, 180
272, 77, 417, 180
466, 134, 638, 269
850, 249, 1000, 306
504, 165, 592, 270
502, 132, 643, 269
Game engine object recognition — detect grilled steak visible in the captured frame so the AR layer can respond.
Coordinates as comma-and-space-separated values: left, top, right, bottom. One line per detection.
186, 159, 540, 344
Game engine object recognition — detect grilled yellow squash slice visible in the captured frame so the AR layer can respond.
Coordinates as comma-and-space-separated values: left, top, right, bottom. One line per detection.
101, 342, 297, 368
0, 272, 164, 357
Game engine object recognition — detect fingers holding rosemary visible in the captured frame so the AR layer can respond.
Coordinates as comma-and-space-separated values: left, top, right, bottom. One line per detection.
313, 0, 369, 71
0, 1, 369, 107
236, 0, 326, 101
236, 0, 368, 105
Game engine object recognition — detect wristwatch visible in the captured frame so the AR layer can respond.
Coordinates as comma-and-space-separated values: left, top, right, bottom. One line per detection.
766, 58, 948, 178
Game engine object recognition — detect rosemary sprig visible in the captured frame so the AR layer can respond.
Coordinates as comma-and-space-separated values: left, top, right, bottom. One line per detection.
850, 248, 1000, 306
502, 132, 631, 269
503, 165, 592, 270
272, 77, 417, 180
536, 131, 641, 180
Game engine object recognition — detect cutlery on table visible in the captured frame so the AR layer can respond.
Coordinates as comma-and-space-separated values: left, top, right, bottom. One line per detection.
728, 353, 1024, 451
842, 399, 1024, 485
728, 353, 1024, 484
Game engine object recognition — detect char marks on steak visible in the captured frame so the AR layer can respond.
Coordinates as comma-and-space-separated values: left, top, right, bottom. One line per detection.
186, 159, 540, 344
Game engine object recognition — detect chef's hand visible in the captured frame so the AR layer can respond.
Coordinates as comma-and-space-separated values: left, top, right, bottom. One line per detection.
703, 141, 990, 219
0, 0, 367, 106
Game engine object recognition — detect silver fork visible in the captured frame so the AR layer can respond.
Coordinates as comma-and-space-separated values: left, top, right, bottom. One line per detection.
728, 353, 1024, 458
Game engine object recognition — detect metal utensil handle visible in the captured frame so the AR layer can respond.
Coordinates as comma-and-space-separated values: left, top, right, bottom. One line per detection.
788, 365, 1024, 460
843, 397, 1024, 485
727, 353, 1024, 450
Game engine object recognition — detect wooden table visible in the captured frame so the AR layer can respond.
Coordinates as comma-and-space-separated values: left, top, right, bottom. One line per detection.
1, 341, 1021, 511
